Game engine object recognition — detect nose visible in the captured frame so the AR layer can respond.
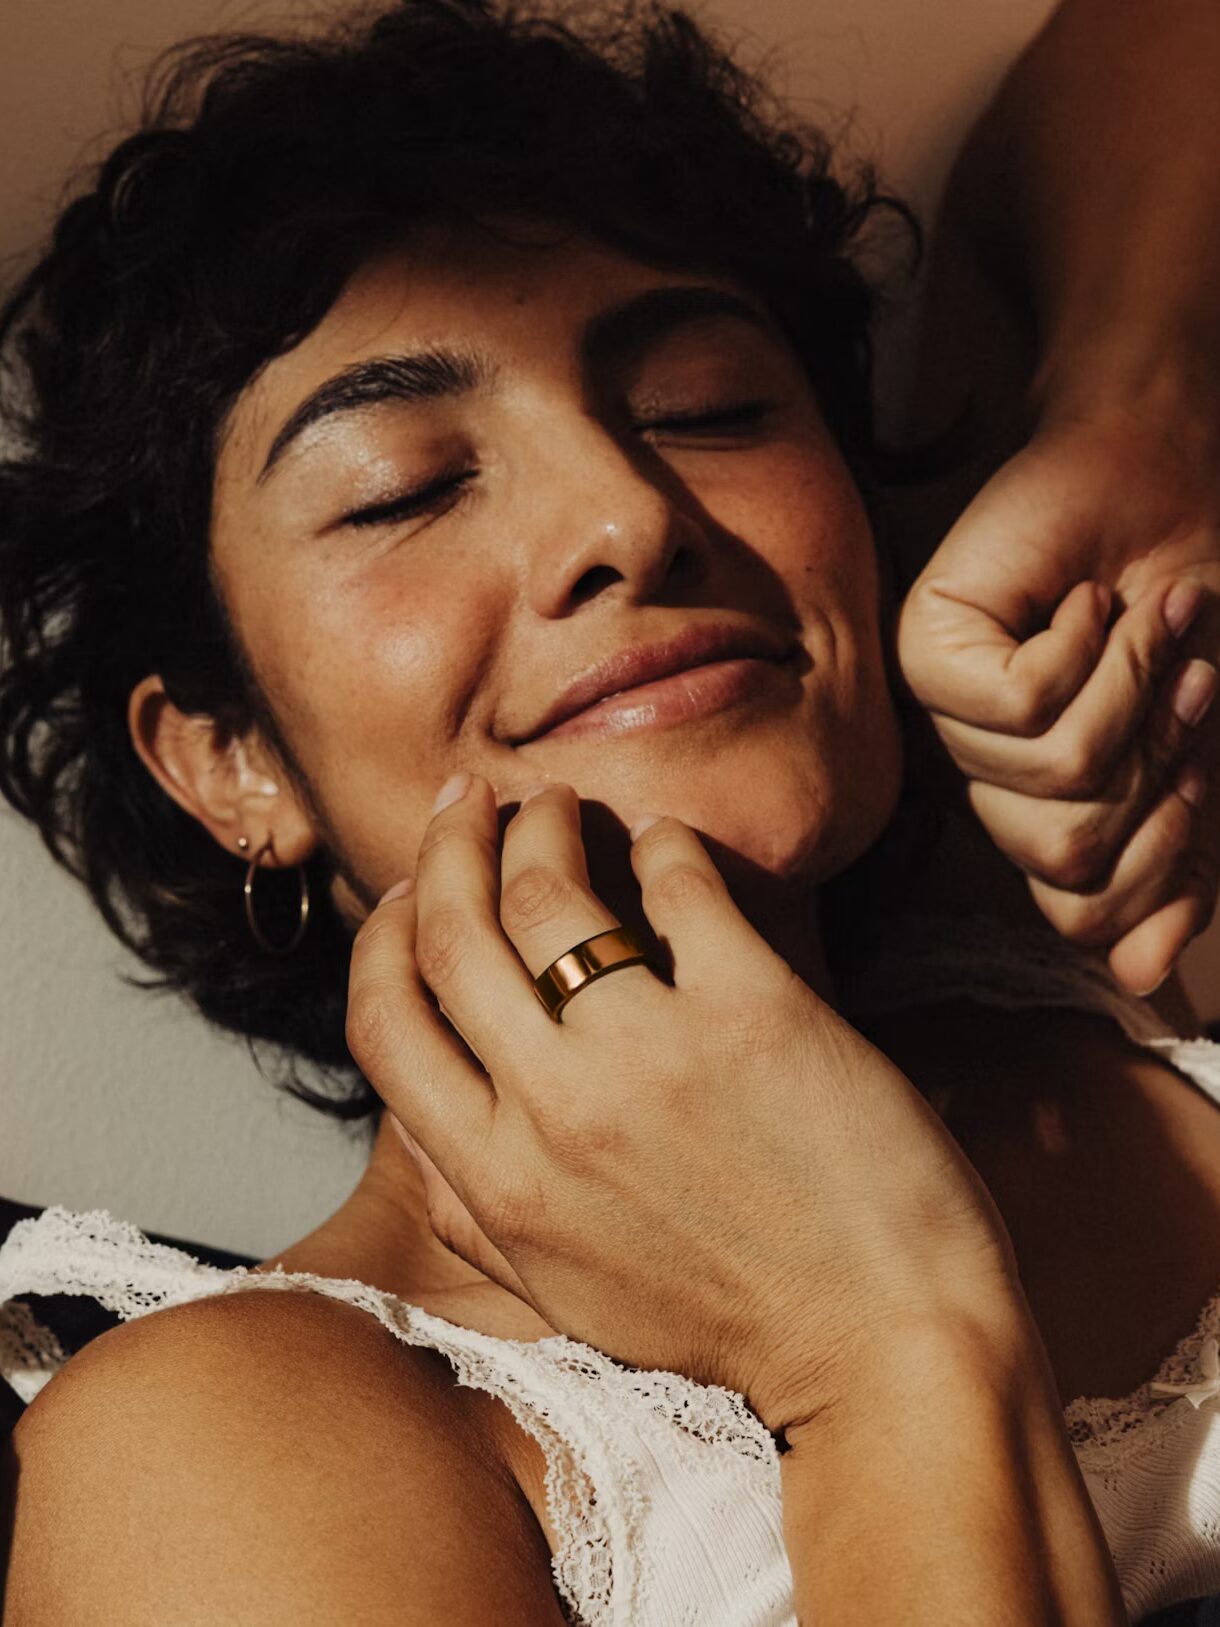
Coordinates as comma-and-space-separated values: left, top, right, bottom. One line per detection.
522, 419, 709, 617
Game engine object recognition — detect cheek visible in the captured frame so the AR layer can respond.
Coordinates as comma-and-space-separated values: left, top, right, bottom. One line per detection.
751, 453, 901, 864
730, 445, 886, 663
309, 569, 482, 754
243, 559, 497, 875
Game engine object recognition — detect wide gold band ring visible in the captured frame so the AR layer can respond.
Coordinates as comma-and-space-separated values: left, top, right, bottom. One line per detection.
532, 926, 649, 1022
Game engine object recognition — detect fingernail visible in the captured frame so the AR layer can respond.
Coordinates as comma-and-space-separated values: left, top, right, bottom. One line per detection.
630, 813, 661, 840
1172, 659, 1218, 727
1164, 581, 1205, 638
432, 771, 472, 814
378, 877, 415, 906
1177, 762, 1209, 809
520, 782, 552, 804
1130, 967, 1171, 999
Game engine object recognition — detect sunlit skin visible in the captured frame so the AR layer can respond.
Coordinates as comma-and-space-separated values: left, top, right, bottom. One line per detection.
190, 217, 902, 990
124, 214, 1220, 1417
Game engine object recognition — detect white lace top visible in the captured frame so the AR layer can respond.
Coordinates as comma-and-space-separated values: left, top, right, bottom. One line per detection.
4, 921, 1220, 1625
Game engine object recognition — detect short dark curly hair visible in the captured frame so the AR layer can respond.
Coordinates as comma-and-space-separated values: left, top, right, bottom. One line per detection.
0, 0, 915, 1121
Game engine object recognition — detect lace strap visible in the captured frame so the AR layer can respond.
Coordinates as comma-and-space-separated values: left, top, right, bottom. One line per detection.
0, 1298, 66, 1404
0, 1204, 776, 1623
1149, 1037, 1220, 1111
0, 1206, 231, 1311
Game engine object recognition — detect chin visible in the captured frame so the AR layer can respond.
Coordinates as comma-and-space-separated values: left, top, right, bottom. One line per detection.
722, 801, 891, 887
540, 698, 904, 888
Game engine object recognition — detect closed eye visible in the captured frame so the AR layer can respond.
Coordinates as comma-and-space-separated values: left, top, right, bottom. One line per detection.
634, 399, 774, 435
334, 400, 770, 529
337, 468, 477, 529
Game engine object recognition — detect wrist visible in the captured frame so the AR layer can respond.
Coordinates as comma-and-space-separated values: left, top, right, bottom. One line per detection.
771, 1292, 1042, 1449
776, 1307, 1125, 1626
1031, 323, 1220, 453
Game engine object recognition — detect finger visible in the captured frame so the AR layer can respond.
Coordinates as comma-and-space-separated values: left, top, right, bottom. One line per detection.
499, 783, 621, 968
966, 658, 1218, 891
1109, 767, 1220, 995
900, 577, 1109, 733
931, 583, 1205, 798
1109, 888, 1217, 998
498, 782, 664, 1024
413, 772, 554, 1057
1026, 767, 1205, 947
346, 879, 495, 1172
628, 813, 796, 998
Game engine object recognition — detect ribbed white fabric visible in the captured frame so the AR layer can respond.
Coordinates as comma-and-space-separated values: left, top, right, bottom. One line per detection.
4, 918, 1220, 1625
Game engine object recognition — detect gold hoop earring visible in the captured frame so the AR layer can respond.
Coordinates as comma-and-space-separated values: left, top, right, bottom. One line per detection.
237, 835, 310, 955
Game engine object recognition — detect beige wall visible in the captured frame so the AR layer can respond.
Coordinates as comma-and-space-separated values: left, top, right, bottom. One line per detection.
2, 0, 1215, 1256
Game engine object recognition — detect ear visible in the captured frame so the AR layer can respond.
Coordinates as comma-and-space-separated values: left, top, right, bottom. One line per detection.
127, 674, 318, 866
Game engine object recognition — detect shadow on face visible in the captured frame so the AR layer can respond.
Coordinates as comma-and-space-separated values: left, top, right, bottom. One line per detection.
142, 216, 904, 939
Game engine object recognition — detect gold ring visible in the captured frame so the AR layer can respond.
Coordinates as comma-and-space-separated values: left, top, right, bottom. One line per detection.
533, 926, 649, 1022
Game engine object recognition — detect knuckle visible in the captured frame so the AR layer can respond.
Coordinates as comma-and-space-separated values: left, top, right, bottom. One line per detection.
344, 982, 401, 1072
1003, 670, 1062, 738
646, 860, 720, 912
481, 1167, 553, 1252
478, 1178, 530, 1250
1039, 736, 1107, 801
500, 863, 577, 934
416, 820, 475, 865
529, 1088, 627, 1169
1124, 624, 1159, 688
1044, 896, 1110, 946
351, 907, 401, 960
712, 996, 801, 1068
414, 905, 474, 988
1039, 815, 1112, 891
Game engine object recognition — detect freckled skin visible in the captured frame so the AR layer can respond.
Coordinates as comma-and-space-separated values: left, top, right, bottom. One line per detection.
208, 218, 902, 935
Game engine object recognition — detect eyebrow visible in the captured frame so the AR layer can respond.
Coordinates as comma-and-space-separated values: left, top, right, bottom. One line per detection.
257, 349, 492, 484
582, 283, 777, 371
256, 283, 776, 485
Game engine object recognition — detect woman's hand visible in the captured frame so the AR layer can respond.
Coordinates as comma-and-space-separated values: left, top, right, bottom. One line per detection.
346, 774, 1022, 1434
898, 395, 1220, 997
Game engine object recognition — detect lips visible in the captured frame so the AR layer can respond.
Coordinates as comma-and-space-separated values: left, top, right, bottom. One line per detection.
508, 621, 796, 745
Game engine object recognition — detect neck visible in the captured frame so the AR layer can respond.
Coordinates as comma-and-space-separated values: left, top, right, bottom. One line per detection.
264, 1112, 488, 1301
306, 788, 1198, 1303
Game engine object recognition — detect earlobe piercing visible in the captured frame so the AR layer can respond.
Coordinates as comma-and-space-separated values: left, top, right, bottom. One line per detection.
237, 833, 311, 955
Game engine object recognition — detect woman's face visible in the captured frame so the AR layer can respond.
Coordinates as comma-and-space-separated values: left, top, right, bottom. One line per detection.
208, 218, 902, 914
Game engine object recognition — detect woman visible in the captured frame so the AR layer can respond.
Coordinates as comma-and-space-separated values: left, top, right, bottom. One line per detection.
2, 1, 1220, 1621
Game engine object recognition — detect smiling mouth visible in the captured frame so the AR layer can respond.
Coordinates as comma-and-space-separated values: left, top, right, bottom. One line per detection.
525, 650, 798, 743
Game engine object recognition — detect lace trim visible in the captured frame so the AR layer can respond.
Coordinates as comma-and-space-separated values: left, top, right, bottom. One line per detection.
0, 1297, 65, 1403
0, 1205, 778, 1625
1063, 1273, 1220, 1462
4, 922, 1219, 1544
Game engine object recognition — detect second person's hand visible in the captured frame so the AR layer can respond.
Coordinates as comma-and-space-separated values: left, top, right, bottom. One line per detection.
899, 402, 1220, 997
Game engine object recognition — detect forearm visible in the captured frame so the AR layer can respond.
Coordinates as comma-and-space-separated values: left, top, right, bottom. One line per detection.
950, 0, 1220, 417
778, 1309, 1126, 1626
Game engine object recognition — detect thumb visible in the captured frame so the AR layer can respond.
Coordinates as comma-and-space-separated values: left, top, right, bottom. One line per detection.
899, 573, 1109, 734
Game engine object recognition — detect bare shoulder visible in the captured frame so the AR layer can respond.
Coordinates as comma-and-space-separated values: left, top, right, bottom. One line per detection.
3, 1288, 565, 1626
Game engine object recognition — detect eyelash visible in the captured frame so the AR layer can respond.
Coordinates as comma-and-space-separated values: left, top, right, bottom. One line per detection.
340, 469, 475, 529
339, 400, 773, 529
637, 399, 773, 436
